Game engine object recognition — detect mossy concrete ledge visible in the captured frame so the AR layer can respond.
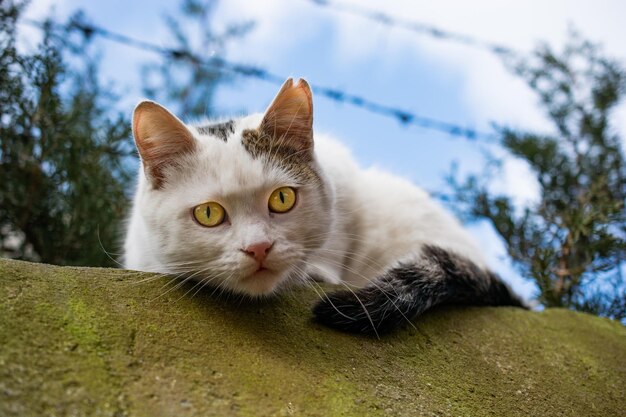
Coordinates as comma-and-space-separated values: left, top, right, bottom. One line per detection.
0, 258, 624, 417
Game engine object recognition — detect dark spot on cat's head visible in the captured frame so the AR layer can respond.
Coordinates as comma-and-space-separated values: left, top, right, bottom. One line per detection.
241, 128, 321, 184
197, 120, 235, 142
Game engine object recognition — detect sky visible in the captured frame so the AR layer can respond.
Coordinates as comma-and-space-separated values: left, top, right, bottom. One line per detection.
18, 0, 626, 301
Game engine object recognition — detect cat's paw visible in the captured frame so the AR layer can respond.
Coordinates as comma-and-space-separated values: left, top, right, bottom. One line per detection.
311, 287, 412, 336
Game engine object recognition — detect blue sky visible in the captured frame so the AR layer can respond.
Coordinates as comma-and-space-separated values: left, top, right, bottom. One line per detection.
20, 0, 626, 301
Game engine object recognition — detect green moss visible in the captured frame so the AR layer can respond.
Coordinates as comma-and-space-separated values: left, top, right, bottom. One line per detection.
0, 258, 624, 417
63, 298, 102, 350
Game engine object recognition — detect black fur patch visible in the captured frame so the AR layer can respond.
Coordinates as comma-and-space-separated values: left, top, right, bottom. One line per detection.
241, 128, 321, 184
312, 245, 525, 336
197, 121, 235, 142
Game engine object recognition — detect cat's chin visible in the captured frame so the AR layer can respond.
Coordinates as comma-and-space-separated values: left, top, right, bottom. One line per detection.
234, 269, 284, 297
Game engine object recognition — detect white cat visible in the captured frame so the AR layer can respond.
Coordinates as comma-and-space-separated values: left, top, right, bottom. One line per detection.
124, 78, 523, 335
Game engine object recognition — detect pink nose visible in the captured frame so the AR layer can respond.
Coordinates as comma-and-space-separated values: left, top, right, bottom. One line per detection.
241, 241, 274, 263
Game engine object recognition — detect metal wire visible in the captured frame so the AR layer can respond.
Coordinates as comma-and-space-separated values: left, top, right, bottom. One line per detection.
21, 16, 497, 142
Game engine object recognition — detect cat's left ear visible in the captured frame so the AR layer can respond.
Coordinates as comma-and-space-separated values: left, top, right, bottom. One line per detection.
259, 78, 313, 152
132, 101, 196, 189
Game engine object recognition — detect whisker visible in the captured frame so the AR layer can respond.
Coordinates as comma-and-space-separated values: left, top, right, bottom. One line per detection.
301, 250, 401, 299
172, 267, 229, 302
338, 281, 380, 339
97, 225, 125, 268
290, 264, 358, 323
296, 255, 417, 333
194, 271, 233, 299
150, 266, 213, 302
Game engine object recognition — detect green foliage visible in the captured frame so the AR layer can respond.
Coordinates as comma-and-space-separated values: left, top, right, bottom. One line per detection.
450, 35, 626, 321
0, 1, 134, 266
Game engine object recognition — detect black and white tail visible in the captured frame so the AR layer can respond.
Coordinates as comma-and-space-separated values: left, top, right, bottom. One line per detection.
312, 245, 526, 336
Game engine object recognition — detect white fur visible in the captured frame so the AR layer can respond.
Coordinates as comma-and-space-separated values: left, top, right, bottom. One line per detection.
124, 113, 486, 296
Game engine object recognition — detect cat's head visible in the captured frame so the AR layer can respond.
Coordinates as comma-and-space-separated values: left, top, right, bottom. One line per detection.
131, 78, 333, 296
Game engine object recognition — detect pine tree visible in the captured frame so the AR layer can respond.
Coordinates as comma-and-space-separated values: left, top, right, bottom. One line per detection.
0, 1, 133, 266
450, 35, 626, 321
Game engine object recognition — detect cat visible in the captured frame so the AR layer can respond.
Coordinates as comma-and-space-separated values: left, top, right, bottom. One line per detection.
124, 78, 524, 336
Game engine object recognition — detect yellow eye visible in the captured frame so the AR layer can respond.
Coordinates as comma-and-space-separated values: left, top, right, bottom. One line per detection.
193, 202, 226, 227
268, 187, 297, 213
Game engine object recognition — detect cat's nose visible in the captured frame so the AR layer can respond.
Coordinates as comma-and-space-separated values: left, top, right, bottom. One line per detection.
241, 241, 274, 263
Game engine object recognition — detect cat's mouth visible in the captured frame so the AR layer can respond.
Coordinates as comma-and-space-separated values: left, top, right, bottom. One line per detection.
246, 264, 272, 279
238, 266, 283, 296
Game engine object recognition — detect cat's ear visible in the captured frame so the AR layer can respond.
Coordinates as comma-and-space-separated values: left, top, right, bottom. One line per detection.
132, 100, 196, 189
259, 78, 313, 152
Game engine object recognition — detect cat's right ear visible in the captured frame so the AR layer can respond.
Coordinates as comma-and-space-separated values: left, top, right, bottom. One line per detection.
132, 101, 196, 189
259, 78, 313, 153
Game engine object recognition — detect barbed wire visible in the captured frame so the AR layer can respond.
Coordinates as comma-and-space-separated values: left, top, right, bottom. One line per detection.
305, 0, 518, 57
21, 17, 497, 142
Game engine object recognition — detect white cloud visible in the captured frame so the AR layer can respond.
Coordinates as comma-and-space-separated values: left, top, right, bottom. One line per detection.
329, 0, 626, 127
493, 155, 541, 208
22, 0, 63, 19
214, 0, 318, 63
214, 0, 626, 136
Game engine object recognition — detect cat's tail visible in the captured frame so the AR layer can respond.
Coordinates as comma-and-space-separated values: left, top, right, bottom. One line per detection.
312, 244, 526, 336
